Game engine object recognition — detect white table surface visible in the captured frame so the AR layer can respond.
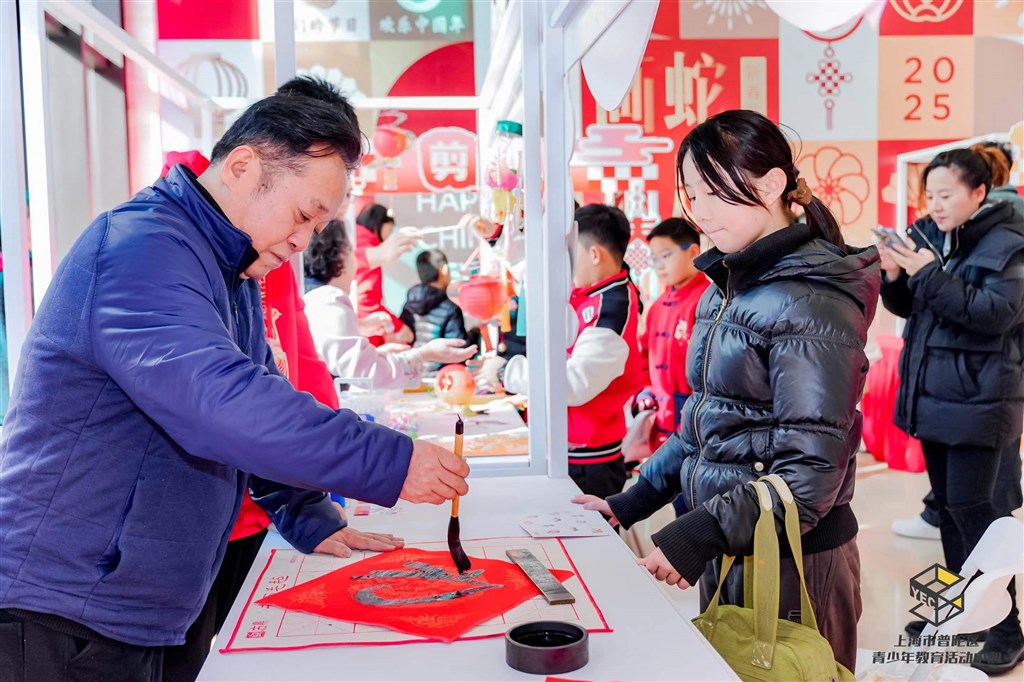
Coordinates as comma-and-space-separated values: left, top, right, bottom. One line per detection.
198, 476, 738, 682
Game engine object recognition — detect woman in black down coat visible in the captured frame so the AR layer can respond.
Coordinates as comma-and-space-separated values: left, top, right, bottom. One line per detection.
880, 145, 1024, 674
574, 110, 879, 671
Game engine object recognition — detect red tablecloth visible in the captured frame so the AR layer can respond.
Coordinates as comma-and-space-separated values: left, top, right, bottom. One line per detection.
862, 336, 925, 472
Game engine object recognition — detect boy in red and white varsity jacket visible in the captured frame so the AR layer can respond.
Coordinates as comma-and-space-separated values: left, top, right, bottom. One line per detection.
634, 218, 708, 451
505, 204, 645, 499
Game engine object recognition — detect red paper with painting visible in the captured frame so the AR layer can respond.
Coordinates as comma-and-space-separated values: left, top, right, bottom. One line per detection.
256, 548, 574, 643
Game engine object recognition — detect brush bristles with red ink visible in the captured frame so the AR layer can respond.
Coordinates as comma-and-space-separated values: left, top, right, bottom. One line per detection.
448, 415, 471, 573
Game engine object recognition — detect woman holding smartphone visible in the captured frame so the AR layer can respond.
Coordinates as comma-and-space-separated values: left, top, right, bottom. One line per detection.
880, 145, 1024, 675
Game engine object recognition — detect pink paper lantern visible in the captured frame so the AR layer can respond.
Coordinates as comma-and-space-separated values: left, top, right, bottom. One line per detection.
373, 125, 410, 160
450, 275, 507, 322
485, 163, 519, 190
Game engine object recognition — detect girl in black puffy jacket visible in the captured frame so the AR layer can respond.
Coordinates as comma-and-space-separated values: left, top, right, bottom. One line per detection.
574, 110, 878, 671
880, 146, 1024, 674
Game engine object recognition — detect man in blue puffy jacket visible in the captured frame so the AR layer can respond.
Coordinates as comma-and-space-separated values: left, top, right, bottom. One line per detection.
0, 82, 469, 679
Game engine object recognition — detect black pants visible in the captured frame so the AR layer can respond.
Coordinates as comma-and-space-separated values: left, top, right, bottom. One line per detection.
569, 455, 627, 500
162, 529, 267, 682
921, 440, 1020, 639
0, 609, 162, 682
922, 437, 1022, 525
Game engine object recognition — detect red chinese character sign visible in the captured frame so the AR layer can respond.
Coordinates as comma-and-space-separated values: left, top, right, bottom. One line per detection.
256, 548, 574, 643
416, 127, 477, 192
353, 126, 477, 195
578, 38, 779, 236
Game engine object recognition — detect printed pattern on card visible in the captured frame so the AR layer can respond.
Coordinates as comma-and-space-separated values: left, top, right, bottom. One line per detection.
519, 511, 611, 538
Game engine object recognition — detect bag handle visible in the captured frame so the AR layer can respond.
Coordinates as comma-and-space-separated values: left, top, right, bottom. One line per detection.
750, 479, 781, 668
696, 481, 781, 663
695, 553, 736, 640
758, 474, 819, 633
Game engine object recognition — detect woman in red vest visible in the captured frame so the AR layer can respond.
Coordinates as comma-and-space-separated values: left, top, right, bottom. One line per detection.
354, 203, 417, 345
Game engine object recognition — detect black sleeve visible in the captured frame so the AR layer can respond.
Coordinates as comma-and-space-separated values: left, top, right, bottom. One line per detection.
880, 269, 913, 319
399, 305, 415, 335
908, 252, 1024, 334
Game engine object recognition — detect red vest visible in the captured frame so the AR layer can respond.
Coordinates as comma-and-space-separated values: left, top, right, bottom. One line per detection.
640, 275, 710, 440
567, 270, 645, 463
354, 224, 404, 346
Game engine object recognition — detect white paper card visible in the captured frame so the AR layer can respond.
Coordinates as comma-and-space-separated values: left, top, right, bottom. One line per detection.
518, 510, 610, 538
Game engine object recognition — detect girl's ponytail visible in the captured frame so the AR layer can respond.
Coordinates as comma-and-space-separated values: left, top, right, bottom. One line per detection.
802, 197, 846, 251
786, 175, 846, 251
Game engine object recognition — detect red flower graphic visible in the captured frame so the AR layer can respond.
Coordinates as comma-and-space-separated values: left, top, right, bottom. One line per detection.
797, 146, 871, 227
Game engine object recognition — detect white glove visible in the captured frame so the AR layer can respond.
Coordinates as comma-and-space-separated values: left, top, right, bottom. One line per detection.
473, 355, 508, 392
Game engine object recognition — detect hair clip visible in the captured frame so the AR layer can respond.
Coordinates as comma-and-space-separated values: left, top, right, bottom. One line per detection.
787, 177, 814, 207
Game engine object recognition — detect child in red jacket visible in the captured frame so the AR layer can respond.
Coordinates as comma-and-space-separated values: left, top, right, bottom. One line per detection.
634, 218, 708, 452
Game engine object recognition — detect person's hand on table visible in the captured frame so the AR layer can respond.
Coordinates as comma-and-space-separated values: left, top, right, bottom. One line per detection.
418, 338, 478, 365
571, 494, 619, 527
638, 547, 690, 589
887, 241, 936, 277
331, 500, 348, 522
399, 440, 470, 504
313, 527, 404, 558
358, 311, 393, 338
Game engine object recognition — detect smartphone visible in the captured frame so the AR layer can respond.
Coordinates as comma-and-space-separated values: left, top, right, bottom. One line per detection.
871, 226, 909, 250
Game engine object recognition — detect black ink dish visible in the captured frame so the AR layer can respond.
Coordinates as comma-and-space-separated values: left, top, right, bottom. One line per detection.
505, 621, 588, 674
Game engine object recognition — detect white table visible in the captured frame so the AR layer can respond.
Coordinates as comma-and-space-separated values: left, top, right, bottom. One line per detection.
199, 476, 738, 682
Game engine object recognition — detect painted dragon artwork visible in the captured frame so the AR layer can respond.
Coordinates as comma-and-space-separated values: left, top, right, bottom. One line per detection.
351, 562, 502, 606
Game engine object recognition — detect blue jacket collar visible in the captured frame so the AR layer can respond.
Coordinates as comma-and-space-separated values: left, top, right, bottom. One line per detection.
155, 165, 258, 274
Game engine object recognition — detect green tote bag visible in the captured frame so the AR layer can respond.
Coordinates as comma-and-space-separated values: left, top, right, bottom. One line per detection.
692, 474, 856, 682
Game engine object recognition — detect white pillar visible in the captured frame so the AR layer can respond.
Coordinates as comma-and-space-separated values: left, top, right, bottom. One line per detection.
19, 0, 59, 310
1, 0, 35, 386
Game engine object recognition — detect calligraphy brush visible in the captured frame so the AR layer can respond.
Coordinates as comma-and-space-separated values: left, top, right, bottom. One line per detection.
447, 415, 472, 574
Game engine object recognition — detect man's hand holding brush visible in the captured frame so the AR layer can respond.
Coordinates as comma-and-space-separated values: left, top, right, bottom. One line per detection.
399, 440, 470, 504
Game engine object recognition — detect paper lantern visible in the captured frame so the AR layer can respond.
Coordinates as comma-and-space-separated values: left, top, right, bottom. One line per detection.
485, 163, 519, 190
436, 364, 476, 405
450, 275, 507, 322
178, 53, 249, 97
373, 125, 410, 161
